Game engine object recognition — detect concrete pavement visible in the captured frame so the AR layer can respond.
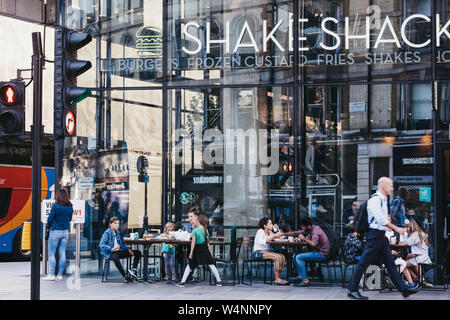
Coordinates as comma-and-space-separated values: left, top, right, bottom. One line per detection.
0, 261, 448, 300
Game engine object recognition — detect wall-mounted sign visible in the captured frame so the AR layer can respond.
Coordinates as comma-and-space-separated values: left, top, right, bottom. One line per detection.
419, 187, 432, 202
393, 176, 433, 184
77, 177, 94, 190
393, 145, 433, 180
136, 26, 162, 58
106, 182, 127, 190
402, 157, 434, 165
192, 176, 223, 185
180, 192, 195, 205
349, 102, 366, 113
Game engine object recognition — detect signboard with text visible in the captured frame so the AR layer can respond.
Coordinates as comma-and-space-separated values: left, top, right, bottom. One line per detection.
41, 200, 86, 224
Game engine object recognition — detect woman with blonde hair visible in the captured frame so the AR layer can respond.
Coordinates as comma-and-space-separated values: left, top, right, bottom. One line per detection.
403, 219, 433, 287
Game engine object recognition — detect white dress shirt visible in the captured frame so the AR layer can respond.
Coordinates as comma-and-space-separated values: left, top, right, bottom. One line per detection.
367, 191, 390, 232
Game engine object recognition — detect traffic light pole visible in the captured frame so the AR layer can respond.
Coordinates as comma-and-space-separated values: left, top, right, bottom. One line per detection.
31, 32, 43, 301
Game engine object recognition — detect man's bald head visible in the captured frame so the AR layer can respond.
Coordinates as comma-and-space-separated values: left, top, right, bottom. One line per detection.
378, 177, 394, 196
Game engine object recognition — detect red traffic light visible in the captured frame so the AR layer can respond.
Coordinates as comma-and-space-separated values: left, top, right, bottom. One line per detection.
0, 84, 19, 106
5, 87, 15, 103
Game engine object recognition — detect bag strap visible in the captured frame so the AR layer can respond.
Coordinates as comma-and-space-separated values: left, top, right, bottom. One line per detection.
367, 193, 380, 226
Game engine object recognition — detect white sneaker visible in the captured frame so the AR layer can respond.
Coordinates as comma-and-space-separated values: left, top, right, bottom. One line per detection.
43, 274, 55, 281
56, 275, 63, 280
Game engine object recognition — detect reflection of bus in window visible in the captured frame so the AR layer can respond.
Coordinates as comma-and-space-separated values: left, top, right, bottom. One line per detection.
0, 142, 54, 260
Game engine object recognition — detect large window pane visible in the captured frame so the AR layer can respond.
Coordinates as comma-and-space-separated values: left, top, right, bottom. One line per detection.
300, 0, 432, 83
168, 0, 294, 86
169, 86, 294, 242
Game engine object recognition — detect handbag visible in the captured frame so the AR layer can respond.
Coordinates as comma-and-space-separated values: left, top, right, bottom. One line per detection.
252, 251, 263, 260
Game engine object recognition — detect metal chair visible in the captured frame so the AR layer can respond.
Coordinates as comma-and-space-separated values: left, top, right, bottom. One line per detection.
210, 237, 243, 286
304, 258, 334, 287
418, 261, 448, 291
101, 255, 131, 283
241, 237, 273, 285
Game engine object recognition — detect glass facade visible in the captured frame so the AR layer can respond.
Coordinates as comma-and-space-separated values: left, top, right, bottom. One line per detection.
60, 0, 450, 277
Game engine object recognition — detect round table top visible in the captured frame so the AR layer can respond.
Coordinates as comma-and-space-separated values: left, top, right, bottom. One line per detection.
269, 239, 309, 248
389, 243, 411, 249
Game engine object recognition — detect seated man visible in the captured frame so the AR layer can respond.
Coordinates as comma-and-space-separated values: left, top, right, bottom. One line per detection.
277, 216, 330, 287
100, 216, 142, 282
343, 200, 359, 236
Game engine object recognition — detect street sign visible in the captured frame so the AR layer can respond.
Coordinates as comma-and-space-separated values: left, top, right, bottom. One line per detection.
41, 200, 86, 224
77, 177, 94, 189
65, 111, 75, 135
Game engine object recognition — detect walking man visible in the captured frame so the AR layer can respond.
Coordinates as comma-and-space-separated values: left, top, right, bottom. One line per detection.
347, 177, 421, 299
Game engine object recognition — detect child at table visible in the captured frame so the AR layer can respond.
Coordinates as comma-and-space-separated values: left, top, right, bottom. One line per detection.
402, 219, 433, 288
176, 214, 222, 287
385, 215, 415, 288
161, 222, 177, 283
99, 217, 142, 282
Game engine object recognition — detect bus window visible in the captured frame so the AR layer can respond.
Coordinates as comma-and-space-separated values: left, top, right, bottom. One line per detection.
0, 188, 12, 220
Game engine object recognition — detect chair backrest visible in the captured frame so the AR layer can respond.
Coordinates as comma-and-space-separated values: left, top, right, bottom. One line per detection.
232, 237, 244, 262
244, 237, 255, 259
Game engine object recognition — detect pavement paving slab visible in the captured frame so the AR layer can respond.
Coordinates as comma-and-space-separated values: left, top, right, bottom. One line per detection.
0, 262, 448, 300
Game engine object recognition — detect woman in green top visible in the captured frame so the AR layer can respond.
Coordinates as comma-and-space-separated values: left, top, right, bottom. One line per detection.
176, 214, 222, 287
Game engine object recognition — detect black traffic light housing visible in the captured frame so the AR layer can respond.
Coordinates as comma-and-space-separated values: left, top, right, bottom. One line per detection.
54, 27, 92, 137
0, 79, 25, 136
137, 155, 149, 182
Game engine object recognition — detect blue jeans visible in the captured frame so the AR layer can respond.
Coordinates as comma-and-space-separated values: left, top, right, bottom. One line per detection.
48, 229, 69, 276
163, 253, 176, 277
294, 251, 327, 281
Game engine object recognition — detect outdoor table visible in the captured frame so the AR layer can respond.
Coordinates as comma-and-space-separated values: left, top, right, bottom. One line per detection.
124, 238, 232, 281
389, 243, 411, 256
269, 239, 309, 278
124, 238, 190, 282
389, 243, 411, 250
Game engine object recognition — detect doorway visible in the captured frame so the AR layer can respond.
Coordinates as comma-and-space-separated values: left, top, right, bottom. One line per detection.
435, 143, 450, 280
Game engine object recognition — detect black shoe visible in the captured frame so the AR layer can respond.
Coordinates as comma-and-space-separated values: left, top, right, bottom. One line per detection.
347, 291, 369, 300
123, 275, 133, 283
294, 280, 311, 287
175, 282, 186, 288
402, 286, 421, 298
384, 276, 395, 290
288, 276, 302, 284
128, 269, 139, 282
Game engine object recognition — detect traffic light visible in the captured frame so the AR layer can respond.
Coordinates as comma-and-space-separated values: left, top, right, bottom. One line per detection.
0, 79, 25, 137
137, 155, 149, 182
278, 156, 294, 187
54, 27, 92, 137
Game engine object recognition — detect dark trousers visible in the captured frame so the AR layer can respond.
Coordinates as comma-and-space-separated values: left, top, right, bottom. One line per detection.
110, 249, 142, 277
348, 229, 407, 293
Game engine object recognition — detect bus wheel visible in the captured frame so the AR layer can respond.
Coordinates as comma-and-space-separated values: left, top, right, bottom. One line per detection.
13, 229, 32, 261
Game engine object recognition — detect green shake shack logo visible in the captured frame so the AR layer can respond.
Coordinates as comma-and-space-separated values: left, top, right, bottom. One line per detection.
136, 26, 162, 57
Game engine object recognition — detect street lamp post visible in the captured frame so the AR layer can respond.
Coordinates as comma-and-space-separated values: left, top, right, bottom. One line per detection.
137, 156, 150, 282
31, 32, 43, 301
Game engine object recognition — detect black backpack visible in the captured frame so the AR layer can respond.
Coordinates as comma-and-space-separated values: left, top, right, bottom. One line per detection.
319, 223, 340, 260
354, 194, 379, 236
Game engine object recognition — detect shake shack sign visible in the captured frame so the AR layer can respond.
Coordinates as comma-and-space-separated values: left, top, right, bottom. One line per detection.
105, 13, 450, 74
